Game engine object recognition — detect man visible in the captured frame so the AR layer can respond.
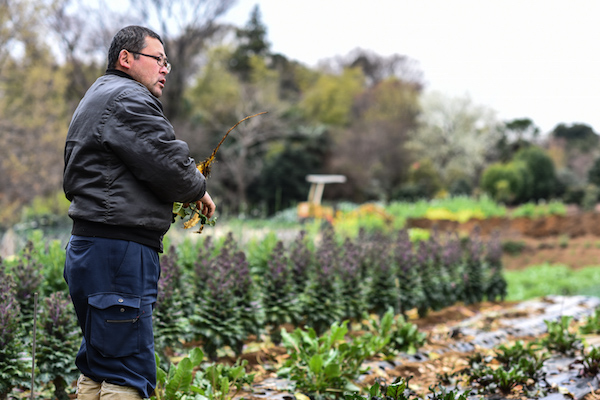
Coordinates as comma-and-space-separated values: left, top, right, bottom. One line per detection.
63, 25, 215, 399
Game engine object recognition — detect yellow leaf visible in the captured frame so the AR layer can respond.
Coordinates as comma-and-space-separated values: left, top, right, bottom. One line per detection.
183, 213, 201, 229
295, 393, 311, 400
558, 386, 574, 398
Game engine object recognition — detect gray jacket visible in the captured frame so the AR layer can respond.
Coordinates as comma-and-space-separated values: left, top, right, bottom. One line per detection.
63, 70, 205, 251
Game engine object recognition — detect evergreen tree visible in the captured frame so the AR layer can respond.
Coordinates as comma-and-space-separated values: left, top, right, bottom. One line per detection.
230, 5, 270, 80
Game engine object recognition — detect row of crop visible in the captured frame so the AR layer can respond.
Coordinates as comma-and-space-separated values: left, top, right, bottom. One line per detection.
219, 196, 568, 239
321, 196, 567, 238
381, 195, 567, 220
0, 224, 506, 398
154, 223, 506, 361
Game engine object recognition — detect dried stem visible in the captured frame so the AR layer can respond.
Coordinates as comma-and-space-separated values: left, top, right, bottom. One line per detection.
186, 111, 268, 233
198, 111, 268, 178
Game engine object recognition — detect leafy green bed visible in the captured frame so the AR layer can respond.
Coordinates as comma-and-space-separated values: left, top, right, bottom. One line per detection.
505, 263, 600, 301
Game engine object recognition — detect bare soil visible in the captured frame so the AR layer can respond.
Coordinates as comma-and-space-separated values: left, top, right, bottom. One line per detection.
502, 234, 600, 270
406, 212, 600, 270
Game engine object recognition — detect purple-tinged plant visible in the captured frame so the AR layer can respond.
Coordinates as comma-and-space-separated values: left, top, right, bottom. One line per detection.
0, 270, 21, 348
438, 232, 465, 304
302, 222, 343, 335
262, 240, 302, 344
289, 230, 313, 293
465, 226, 484, 265
203, 239, 238, 302
269, 241, 290, 288
230, 247, 263, 353
157, 246, 182, 312
415, 239, 444, 317
190, 233, 261, 359
485, 231, 503, 268
427, 228, 443, 265
337, 238, 361, 283
484, 231, 507, 302
463, 227, 485, 305
414, 237, 433, 269
393, 229, 424, 317
394, 229, 414, 274
314, 221, 339, 284
11, 240, 43, 323
154, 247, 190, 359
37, 291, 79, 400
356, 229, 391, 278
364, 232, 397, 318
0, 264, 27, 398
192, 235, 216, 284
337, 238, 367, 322
440, 233, 463, 271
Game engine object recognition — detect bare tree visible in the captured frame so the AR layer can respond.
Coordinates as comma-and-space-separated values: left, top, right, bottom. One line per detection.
131, 0, 236, 120
206, 85, 284, 213
46, 0, 133, 101
409, 91, 503, 187
319, 47, 424, 88
0, 0, 40, 76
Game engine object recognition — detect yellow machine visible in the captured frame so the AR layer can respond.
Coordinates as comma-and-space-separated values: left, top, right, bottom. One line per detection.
297, 174, 346, 221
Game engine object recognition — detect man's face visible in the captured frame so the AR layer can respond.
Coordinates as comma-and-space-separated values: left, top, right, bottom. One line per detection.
128, 37, 169, 98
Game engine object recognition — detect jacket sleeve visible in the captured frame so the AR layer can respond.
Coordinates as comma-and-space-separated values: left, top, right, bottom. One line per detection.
101, 88, 206, 204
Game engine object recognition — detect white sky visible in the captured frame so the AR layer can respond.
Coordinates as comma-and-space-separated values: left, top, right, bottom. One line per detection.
219, 0, 600, 134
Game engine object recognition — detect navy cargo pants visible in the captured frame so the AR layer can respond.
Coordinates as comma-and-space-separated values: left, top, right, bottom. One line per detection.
64, 235, 159, 398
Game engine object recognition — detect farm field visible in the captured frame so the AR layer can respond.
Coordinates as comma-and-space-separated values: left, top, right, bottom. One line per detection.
158, 219, 600, 400
4, 200, 600, 400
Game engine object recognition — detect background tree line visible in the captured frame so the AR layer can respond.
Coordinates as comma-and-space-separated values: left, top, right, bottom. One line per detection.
1, 0, 600, 230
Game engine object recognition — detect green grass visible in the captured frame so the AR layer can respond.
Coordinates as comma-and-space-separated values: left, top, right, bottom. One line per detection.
384, 195, 508, 220
504, 263, 600, 301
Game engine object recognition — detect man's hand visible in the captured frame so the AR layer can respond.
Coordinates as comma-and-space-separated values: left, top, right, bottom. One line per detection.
196, 192, 216, 219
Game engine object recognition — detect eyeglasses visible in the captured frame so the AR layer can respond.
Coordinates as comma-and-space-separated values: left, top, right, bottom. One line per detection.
129, 51, 171, 73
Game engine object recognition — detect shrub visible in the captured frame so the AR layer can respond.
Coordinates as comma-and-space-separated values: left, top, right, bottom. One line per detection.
514, 146, 559, 201
394, 159, 442, 201
448, 177, 472, 196
588, 157, 600, 186
582, 184, 600, 211
480, 161, 531, 204
501, 240, 526, 255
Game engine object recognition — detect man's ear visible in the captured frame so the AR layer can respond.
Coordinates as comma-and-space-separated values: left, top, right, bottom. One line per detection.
117, 49, 132, 70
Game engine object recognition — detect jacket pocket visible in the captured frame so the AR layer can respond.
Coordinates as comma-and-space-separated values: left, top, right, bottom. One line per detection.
87, 292, 141, 358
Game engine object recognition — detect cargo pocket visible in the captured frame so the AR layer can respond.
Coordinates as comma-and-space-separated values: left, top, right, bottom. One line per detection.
87, 292, 141, 358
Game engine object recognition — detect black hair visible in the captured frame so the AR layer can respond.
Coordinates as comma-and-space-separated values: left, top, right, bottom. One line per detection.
107, 25, 163, 69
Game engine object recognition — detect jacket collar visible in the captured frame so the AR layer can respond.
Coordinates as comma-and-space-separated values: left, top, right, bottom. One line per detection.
105, 69, 136, 81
